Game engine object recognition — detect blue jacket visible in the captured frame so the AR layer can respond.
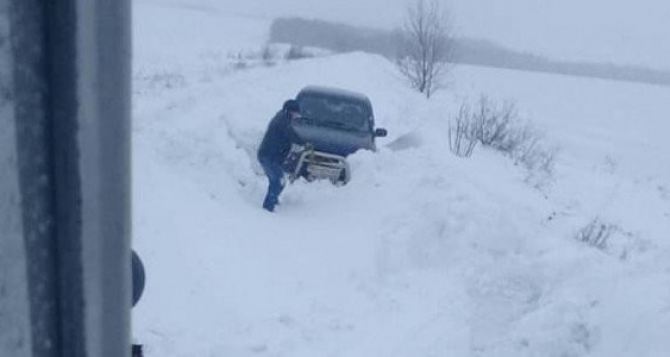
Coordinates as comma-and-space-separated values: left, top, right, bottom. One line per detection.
258, 110, 303, 163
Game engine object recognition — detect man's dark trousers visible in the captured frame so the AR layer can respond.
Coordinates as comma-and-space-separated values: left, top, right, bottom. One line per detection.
259, 157, 285, 211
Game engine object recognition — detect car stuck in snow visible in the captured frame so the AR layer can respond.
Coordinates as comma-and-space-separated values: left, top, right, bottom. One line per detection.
284, 86, 388, 185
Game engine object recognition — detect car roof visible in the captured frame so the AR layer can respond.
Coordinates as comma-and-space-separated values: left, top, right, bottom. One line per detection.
297, 85, 371, 104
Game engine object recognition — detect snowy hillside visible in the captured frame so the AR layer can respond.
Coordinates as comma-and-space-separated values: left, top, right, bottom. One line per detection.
132, 1, 670, 356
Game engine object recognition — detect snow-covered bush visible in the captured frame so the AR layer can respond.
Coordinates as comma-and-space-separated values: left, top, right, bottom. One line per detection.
511, 125, 558, 180
448, 102, 478, 157
284, 45, 313, 60
471, 96, 518, 150
133, 70, 187, 95
222, 45, 324, 71
576, 218, 617, 250
225, 47, 280, 70
574, 218, 646, 260
261, 45, 277, 66
450, 96, 558, 183
225, 51, 248, 70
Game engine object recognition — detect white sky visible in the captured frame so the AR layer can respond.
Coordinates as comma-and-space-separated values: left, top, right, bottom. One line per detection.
145, 0, 670, 70
450, 0, 670, 70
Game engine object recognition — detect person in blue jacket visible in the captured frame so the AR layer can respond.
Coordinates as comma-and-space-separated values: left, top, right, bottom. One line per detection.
257, 99, 304, 212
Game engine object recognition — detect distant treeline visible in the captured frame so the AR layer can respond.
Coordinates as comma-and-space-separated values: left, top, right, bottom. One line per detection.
269, 17, 670, 87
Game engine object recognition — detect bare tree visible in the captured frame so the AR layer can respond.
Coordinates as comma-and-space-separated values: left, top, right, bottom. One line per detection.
396, 0, 453, 98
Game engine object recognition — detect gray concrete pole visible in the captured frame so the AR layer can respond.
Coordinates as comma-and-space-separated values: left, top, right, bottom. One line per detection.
1, 0, 131, 356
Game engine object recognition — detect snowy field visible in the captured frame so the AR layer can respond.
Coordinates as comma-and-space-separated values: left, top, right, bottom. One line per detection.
132, 1, 670, 356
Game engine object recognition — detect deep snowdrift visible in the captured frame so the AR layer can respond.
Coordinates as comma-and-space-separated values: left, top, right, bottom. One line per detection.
132, 2, 670, 356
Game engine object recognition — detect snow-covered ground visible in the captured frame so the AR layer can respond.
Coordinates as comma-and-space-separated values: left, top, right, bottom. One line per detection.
132, 1, 670, 356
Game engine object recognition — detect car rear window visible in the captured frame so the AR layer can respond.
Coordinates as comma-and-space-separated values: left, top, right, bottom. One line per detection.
298, 94, 371, 132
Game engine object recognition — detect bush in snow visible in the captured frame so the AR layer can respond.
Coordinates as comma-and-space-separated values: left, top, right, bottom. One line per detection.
226, 47, 279, 70
470, 96, 518, 150
133, 70, 187, 94
450, 96, 558, 184
576, 218, 617, 250
574, 218, 644, 260
511, 125, 558, 182
448, 102, 478, 157
284, 45, 313, 60
223, 45, 324, 71
227, 51, 249, 70
261, 45, 277, 66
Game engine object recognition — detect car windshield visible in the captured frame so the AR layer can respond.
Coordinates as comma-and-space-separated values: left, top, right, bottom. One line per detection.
298, 95, 370, 132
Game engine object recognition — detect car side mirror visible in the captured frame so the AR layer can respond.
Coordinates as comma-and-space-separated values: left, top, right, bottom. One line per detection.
374, 128, 388, 137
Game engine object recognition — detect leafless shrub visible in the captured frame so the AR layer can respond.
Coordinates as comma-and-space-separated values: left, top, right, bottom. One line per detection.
284, 45, 313, 60
512, 127, 558, 178
449, 96, 558, 184
478, 97, 556, 176
228, 52, 248, 70
576, 218, 617, 250
448, 103, 478, 157
472, 96, 518, 149
261, 45, 277, 66
573, 218, 647, 260
396, 0, 453, 98
226, 47, 280, 69
133, 70, 187, 94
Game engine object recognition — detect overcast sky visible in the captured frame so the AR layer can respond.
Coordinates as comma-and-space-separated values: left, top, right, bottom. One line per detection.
450, 0, 670, 70
149, 0, 670, 70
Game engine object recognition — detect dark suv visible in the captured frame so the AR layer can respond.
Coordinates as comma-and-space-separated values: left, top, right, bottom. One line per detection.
285, 86, 387, 184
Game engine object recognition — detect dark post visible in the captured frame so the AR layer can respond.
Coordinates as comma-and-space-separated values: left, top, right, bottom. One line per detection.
1, 0, 131, 356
